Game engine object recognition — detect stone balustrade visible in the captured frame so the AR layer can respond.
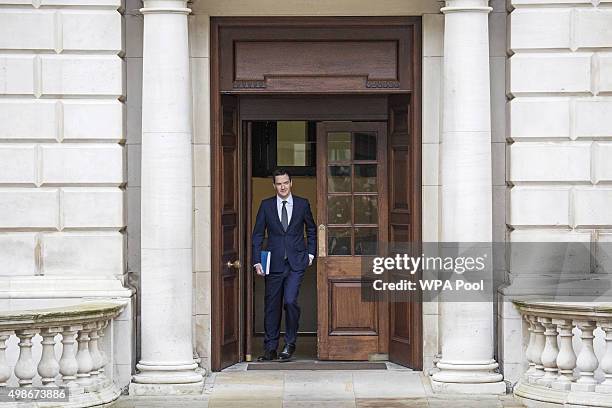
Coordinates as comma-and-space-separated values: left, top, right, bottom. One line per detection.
0, 301, 126, 407
513, 300, 612, 407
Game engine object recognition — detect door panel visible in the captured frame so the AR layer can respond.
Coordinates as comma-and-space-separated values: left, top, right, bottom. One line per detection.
330, 281, 378, 335
388, 95, 422, 369
316, 121, 388, 361
213, 94, 242, 370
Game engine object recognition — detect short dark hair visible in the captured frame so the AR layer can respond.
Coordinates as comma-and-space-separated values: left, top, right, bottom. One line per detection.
272, 168, 291, 183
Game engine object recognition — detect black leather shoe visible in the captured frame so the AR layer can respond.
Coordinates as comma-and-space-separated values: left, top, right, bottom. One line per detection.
278, 343, 295, 361
257, 350, 277, 361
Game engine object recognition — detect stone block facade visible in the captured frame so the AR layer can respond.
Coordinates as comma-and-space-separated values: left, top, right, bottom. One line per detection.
1, 0, 611, 395
0, 0, 133, 390
508, 0, 612, 249
0, 0, 125, 280
501, 0, 612, 384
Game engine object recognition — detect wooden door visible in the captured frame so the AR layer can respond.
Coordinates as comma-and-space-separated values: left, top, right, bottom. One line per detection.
212, 94, 243, 370
388, 95, 422, 369
316, 121, 389, 360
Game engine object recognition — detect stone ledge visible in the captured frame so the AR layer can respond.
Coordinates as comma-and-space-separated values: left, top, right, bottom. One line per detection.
513, 298, 612, 318
0, 276, 133, 299
0, 299, 128, 328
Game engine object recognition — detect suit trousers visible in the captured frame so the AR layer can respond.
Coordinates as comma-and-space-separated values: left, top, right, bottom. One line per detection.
263, 260, 305, 352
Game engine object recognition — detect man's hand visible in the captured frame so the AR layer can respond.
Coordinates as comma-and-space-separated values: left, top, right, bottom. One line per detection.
308, 254, 314, 266
254, 263, 265, 276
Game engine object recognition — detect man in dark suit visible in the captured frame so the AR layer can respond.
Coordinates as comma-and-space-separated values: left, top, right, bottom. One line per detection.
252, 168, 316, 361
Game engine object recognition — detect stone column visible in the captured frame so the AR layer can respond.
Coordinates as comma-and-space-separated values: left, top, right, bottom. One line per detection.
431, 0, 506, 394
130, 0, 203, 395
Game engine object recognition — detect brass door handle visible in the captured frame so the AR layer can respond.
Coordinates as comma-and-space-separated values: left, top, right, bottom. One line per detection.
318, 224, 327, 257
226, 260, 241, 269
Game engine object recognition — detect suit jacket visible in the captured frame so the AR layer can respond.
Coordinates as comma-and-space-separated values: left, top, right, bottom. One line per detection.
252, 195, 316, 273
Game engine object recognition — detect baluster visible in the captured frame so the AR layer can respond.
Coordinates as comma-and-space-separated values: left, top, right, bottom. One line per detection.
552, 318, 576, 391
572, 320, 599, 392
537, 317, 559, 387
524, 315, 536, 380
60, 325, 82, 393
76, 324, 94, 391
88, 324, 102, 391
97, 320, 109, 387
596, 322, 612, 393
38, 327, 61, 386
529, 317, 546, 383
14, 329, 38, 387
0, 331, 13, 387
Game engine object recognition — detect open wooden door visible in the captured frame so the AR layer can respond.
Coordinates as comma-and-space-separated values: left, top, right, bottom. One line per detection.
387, 95, 422, 369
212, 94, 243, 370
316, 121, 389, 360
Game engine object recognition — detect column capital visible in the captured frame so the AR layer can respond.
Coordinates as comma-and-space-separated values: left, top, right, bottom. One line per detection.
441, 0, 492, 13
140, 0, 191, 15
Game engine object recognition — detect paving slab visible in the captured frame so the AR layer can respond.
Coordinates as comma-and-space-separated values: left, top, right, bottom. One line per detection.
283, 400, 356, 408
209, 382, 284, 399
208, 398, 282, 408
357, 398, 429, 407
428, 399, 503, 408
352, 371, 427, 398
283, 371, 354, 401
214, 371, 284, 385
112, 396, 210, 408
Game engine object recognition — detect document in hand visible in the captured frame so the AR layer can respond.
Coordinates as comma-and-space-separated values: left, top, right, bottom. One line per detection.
261, 251, 271, 275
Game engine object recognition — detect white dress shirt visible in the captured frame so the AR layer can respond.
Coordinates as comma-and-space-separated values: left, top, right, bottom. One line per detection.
276, 194, 293, 225
277, 194, 314, 265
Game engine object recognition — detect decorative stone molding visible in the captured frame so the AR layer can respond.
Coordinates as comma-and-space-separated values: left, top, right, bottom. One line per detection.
365, 80, 400, 89
233, 80, 266, 89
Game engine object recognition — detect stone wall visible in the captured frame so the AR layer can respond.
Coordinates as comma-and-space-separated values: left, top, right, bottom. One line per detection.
509, 0, 612, 244
0, 0, 125, 282
500, 0, 612, 385
0, 0, 133, 389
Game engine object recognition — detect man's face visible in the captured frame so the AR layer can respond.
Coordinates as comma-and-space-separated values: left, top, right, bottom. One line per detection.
273, 174, 292, 198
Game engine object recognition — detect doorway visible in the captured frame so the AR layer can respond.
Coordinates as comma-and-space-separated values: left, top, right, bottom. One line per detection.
247, 119, 390, 362
249, 120, 318, 361
210, 17, 422, 372
211, 94, 422, 370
